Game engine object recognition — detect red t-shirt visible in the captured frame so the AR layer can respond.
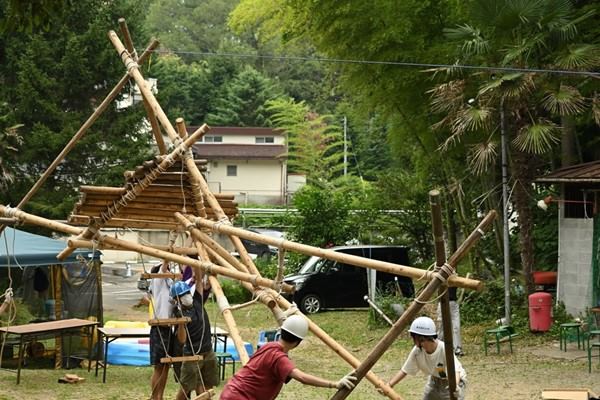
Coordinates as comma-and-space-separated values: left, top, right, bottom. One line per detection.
220, 342, 295, 400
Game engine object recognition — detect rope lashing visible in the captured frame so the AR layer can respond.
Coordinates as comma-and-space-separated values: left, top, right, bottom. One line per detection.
182, 148, 194, 161
3, 205, 19, 219
211, 216, 230, 232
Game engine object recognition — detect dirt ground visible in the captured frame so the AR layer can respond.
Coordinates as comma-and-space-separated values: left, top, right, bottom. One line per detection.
97, 268, 600, 399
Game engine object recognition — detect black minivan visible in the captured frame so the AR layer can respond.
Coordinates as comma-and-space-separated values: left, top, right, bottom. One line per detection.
283, 245, 414, 314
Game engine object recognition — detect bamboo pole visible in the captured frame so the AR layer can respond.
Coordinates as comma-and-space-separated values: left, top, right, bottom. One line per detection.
56, 125, 208, 260
68, 216, 179, 230
190, 238, 250, 365
430, 190, 456, 400
79, 186, 234, 200
175, 118, 209, 219
192, 217, 483, 291
0, 38, 160, 238
180, 215, 278, 308
330, 210, 496, 400
118, 18, 166, 154
67, 237, 294, 294
181, 217, 401, 399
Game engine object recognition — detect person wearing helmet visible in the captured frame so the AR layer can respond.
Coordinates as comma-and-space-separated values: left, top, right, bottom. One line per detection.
148, 260, 176, 400
172, 269, 218, 400
380, 316, 467, 400
220, 314, 357, 400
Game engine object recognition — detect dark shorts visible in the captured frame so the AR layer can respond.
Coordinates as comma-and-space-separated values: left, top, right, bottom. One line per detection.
150, 326, 175, 365
179, 350, 218, 391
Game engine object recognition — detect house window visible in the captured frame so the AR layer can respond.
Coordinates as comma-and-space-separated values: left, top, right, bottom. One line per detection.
255, 136, 274, 144
227, 165, 237, 177
204, 135, 223, 143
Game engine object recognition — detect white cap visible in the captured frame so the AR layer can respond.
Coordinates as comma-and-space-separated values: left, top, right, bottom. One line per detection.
408, 316, 437, 336
281, 315, 309, 339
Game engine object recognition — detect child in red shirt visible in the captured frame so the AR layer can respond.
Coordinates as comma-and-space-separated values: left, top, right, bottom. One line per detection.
220, 315, 356, 400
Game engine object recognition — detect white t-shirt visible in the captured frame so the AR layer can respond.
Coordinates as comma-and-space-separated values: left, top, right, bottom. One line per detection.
149, 276, 173, 319
401, 339, 466, 381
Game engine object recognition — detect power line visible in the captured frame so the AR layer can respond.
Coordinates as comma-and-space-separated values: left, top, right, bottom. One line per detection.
148, 49, 600, 78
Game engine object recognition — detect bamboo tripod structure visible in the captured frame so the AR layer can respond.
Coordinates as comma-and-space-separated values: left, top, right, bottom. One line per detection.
0, 20, 491, 400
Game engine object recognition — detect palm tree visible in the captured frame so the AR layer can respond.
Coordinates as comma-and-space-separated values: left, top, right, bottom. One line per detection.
429, 0, 600, 294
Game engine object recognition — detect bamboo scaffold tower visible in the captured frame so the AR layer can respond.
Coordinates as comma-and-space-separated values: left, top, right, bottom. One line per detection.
0, 19, 493, 400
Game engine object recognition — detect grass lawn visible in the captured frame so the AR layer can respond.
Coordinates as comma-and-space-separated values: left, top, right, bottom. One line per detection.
1, 303, 598, 399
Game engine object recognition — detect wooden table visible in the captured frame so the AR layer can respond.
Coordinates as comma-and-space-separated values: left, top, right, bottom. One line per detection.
95, 327, 150, 383
0, 318, 98, 384
95, 326, 229, 383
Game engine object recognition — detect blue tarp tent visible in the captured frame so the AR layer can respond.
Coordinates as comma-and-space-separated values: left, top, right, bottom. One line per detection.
0, 227, 100, 267
0, 227, 103, 329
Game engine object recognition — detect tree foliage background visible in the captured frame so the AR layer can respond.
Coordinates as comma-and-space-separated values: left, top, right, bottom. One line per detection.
1, 0, 599, 300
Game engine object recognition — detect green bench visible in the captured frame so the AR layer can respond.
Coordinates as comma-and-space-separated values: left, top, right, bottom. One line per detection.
484, 325, 518, 355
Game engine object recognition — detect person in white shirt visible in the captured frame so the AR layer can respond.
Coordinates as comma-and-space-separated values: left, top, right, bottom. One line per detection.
149, 260, 175, 400
381, 316, 467, 400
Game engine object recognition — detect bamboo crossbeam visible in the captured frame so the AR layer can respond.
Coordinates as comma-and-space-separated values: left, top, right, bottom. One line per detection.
330, 210, 496, 400
78, 186, 235, 200
160, 355, 202, 364
67, 215, 179, 230
124, 168, 206, 180
148, 317, 191, 326
140, 273, 182, 280
66, 237, 294, 293
73, 207, 237, 221
0, 38, 159, 238
76, 198, 237, 211
192, 217, 483, 291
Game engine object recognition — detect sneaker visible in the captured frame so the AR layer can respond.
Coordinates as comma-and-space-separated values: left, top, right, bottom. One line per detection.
454, 347, 464, 357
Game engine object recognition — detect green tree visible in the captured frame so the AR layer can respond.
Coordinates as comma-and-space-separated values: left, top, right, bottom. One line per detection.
149, 55, 213, 125
145, 0, 239, 56
0, 0, 153, 219
207, 65, 282, 126
429, 0, 600, 293
266, 98, 346, 182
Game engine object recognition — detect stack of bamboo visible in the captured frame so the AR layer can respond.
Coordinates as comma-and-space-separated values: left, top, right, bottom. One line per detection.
67, 157, 238, 230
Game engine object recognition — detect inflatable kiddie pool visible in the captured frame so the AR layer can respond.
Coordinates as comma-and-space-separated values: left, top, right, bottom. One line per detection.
105, 321, 150, 366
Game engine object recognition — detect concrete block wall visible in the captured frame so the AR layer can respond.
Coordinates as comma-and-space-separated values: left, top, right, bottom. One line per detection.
558, 218, 594, 316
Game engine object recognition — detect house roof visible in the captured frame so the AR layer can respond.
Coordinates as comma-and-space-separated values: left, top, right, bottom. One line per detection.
193, 144, 287, 159
0, 228, 101, 267
536, 161, 600, 183
187, 126, 284, 136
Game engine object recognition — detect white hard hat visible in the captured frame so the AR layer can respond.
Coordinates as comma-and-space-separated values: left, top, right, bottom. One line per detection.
408, 316, 437, 336
281, 315, 309, 339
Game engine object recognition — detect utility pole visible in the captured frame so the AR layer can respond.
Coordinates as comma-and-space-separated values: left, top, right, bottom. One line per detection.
501, 98, 511, 326
343, 116, 347, 176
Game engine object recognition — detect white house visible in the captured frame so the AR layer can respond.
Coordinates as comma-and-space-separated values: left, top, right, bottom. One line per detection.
190, 126, 303, 205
